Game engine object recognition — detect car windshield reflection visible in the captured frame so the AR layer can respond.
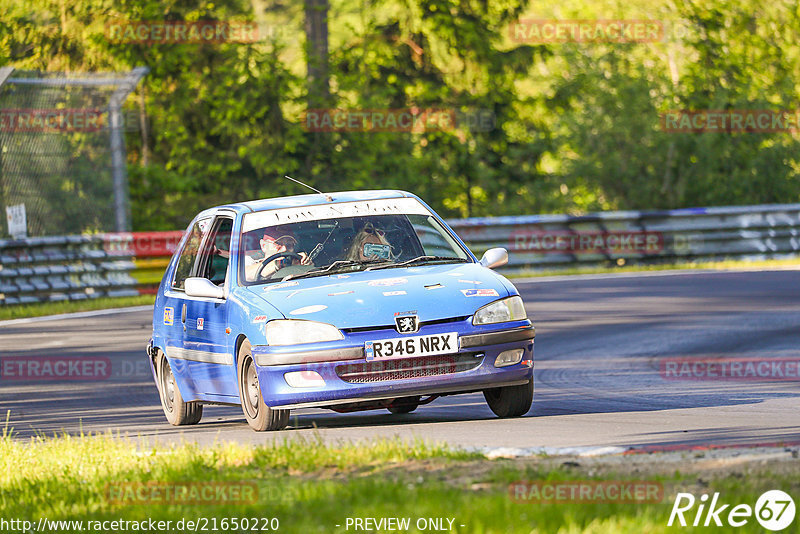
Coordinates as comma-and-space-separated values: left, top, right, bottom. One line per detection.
239, 212, 470, 285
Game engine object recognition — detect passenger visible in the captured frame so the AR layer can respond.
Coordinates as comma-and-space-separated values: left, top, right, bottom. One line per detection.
345, 223, 393, 262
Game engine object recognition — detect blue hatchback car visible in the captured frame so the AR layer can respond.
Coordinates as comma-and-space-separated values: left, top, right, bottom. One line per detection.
147, 190, 535, 431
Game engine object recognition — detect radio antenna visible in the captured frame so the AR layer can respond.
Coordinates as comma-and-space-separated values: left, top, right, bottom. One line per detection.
284, 175, 333, 201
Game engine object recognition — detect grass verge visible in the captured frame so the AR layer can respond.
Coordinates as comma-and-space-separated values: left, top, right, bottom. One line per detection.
0, 295, 155, 321
1, 431, 797, 533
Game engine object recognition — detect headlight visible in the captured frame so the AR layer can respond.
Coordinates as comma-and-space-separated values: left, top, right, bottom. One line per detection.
472, 296, 527, 325
265, 320, 344, 346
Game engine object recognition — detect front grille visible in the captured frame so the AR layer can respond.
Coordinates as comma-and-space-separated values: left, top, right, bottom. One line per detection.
341, 316, 470, 334
336, 353, 483, 383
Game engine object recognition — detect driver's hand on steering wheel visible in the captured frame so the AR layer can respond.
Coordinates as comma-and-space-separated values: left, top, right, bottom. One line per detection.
276, 252, 312, 269
257, 251, 312, 278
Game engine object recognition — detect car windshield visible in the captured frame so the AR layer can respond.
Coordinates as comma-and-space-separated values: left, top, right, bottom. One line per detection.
239, 198, 470, 284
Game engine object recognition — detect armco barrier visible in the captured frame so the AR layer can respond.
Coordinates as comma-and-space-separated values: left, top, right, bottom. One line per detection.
1, 203, 798, 305
0, 235, 139, 305
101, 231, 184, 295
448, 203, 800, 272
102, 231, 185, 258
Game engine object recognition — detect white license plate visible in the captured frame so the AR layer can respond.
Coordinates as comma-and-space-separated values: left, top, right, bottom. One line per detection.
365, 332, 458, 361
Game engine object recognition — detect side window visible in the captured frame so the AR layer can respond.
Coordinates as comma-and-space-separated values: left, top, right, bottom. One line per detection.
407, 214, 468, 258
172, 218, 211, 290
197, 217, 233, 286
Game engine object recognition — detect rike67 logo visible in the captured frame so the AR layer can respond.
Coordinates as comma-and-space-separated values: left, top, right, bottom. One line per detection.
669, 490, 795, 531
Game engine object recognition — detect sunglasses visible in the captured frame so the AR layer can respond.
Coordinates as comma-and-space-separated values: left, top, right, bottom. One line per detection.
363, 224, 385, 237
261, 234, 296, 248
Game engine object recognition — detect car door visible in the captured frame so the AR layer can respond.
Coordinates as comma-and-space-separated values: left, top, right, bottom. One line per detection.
181, 214, 238, 398
163, 216, 213, 400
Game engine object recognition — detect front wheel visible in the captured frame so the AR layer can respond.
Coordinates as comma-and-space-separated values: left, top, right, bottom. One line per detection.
156, 351, 203, 425
237, 339, 289, 431
483, 378, 533, 418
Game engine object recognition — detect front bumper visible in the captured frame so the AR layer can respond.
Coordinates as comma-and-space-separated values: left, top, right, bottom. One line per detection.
251, 320, 534, 409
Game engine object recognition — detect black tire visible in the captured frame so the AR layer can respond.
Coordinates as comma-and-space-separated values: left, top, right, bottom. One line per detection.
237, 339, 289, 431
387, 396, 421, 414
156, 351, 203, 426
483, 378, 533, 418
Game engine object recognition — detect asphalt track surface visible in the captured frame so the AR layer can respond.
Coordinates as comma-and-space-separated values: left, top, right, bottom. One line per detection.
2, 269, 799, 452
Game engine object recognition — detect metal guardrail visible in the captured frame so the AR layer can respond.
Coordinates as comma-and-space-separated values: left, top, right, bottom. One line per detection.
448, 203, 800, 272
0, 235, 139, 305
1, 203, 798, 305
103, 231, 183, 295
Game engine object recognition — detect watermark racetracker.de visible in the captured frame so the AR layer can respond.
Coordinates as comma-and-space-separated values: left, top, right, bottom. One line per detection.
509, 230, 665, 255
302, 108, 495, 133
105, 482, 259, 506
509, 19, 664, 43
661, 357, 800, 381
102, 231, 185, 257
0, 109, 141, 133
508, 18, 732, 44
0, 356, 153, 381
510, 480, 664, 503
104, 20, 284, 44
0, 517, 280, 532
660, 110, 800, 133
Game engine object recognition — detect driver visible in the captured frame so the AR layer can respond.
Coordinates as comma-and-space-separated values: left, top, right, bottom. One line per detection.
244, 227, 311, 280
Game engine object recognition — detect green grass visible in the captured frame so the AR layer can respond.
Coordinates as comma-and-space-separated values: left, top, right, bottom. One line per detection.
2, 430, 798, 533
0, 295, 155, 321
510, 257, 800, 278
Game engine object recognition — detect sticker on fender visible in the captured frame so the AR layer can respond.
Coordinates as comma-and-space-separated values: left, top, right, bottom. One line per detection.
365, 332, 458, 360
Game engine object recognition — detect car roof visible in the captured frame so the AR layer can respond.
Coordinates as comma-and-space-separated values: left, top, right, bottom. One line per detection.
200, 190, 415, 218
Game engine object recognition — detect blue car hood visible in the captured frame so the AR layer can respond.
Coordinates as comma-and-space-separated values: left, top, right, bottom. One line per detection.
244, 263, 514, 329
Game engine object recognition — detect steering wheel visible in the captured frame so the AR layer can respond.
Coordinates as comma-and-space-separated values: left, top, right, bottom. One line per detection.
256, 252, 302, 279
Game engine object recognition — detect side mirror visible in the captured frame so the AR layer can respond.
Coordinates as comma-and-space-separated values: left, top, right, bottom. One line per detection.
479, 248, 508, 269
185, 277, 225, 299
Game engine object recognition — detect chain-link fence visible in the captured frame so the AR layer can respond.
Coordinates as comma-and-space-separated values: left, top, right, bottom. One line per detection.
0, 67, 148, 238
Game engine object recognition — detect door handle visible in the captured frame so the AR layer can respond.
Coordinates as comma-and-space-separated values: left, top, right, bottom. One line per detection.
181, 303, 187, 331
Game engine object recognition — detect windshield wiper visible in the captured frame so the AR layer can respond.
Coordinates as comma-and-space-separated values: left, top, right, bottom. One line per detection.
365, 255, 468, 271
282, 259, 381, 281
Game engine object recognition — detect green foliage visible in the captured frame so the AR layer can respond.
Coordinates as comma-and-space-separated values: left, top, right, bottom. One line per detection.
3, 0, 800, 230
546, 0, 800, 211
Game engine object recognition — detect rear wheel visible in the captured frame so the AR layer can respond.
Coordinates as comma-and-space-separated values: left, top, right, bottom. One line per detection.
484, 378, 533, 418
237, 339, 289, 431
387, 396, 421, 414
157, 351, 202, 425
